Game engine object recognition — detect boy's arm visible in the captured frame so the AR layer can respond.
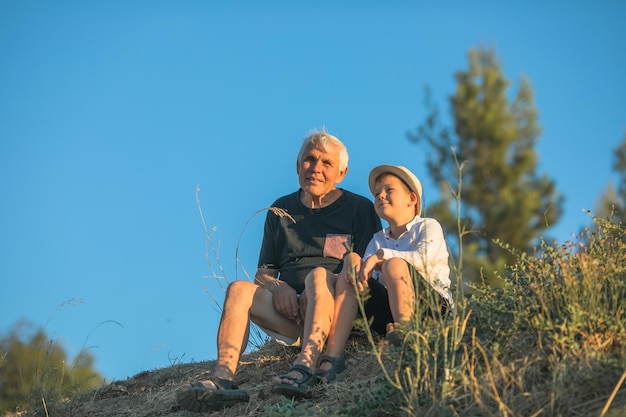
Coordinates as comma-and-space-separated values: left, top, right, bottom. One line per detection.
356, 235, 383, 290
358, 249, 384, 290
379, 219, 448, 278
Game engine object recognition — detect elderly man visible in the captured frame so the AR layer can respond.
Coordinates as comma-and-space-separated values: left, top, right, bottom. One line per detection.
177, 130, 381, 412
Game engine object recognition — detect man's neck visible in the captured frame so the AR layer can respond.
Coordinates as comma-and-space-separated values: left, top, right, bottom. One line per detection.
300, 188, 342, 209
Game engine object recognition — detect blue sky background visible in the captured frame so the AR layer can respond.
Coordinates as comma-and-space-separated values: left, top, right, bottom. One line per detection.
1, 1, 625, 382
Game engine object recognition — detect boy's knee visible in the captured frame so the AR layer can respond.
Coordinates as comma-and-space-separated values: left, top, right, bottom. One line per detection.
382, 257, 408, 273
335, 276, 354, 294
344, 252, 362, 266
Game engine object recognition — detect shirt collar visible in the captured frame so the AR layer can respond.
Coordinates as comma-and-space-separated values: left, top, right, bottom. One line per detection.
382, 215, 420, 239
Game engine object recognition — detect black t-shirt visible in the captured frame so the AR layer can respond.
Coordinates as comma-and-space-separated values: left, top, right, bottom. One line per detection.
258, 189, 382, 294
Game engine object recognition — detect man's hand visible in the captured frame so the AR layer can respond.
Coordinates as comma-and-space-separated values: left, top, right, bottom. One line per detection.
256, 267, 300, 323
270, 281, 300, 322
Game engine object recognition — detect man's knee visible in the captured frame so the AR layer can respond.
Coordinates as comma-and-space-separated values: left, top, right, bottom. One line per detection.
304, 267, 335, 292
305, 266, 328, 283
225, 279, 257, 301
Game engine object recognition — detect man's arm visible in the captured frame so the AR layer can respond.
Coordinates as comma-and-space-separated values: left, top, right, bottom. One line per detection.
352, 198, 382, 256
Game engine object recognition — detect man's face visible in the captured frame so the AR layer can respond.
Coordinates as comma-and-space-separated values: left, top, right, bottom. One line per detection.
296, 144, 347, 199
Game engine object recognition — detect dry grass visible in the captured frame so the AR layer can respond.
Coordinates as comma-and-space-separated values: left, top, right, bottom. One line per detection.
5, 197, 625, 416
4, 336, 396, 417
4, 309, 625, 417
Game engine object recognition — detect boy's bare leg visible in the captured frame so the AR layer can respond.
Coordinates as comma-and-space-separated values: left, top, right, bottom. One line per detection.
273, 267, 336, 386
381, 258, 415, 324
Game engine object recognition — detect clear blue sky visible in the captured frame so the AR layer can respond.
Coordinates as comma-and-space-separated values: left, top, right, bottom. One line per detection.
1, 1, 624, 382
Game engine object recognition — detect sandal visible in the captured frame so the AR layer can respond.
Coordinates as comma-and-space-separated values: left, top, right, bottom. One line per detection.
315, 354, 348, 384
385, 322, 410, 347
176, 377, 249, 413
272, 364, 318, 398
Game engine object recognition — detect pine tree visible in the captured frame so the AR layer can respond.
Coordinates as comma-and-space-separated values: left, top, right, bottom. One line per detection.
595, 132, 626, 223
409, 47, 563, 286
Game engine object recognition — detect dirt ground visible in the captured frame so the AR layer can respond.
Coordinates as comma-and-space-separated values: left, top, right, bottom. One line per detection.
26, 337, 391, 417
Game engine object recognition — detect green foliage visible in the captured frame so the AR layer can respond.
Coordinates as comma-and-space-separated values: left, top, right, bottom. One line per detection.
508, 215, 626, 355
261, 398, 318, 417
337, 377, 401, 417
351, 133, 625, 416
363, 213, 626, 416
0, 321, 103, 414
409, 47, 563, 286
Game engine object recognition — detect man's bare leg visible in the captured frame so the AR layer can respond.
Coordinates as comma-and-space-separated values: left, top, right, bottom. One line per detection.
272, 267, 336, 386
322, 253, 360, 367
205, 280, 301, 384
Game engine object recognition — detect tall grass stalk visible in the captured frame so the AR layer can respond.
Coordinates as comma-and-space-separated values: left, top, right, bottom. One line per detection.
195, 185, 295, 351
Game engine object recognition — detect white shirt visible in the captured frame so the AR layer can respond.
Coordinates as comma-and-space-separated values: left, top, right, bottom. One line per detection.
363, 215, 454, 306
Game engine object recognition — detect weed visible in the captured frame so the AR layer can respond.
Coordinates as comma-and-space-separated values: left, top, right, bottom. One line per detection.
349, 150, 626, 416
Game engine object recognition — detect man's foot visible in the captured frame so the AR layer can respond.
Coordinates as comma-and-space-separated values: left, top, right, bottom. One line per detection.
176, 377, 249, 413
272, 364, 318, 398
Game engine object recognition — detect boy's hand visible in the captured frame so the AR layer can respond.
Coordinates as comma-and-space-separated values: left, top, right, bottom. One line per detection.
341, 252, 362, 285
357, 250, 384, 291
356, 258, 374, 291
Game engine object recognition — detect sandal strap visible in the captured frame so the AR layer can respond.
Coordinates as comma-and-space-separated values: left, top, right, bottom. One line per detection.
210, 377, 240, 391
316, 354, 347, 383
319, 354, 345, 367
290, 364, 313, 378
278, 364, 314, 385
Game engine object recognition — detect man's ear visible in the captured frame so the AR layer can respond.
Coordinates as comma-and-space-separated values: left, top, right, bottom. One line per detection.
335, 166, 348, 184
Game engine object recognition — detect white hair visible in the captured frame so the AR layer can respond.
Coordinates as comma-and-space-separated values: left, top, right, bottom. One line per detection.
296, 129, 349, 172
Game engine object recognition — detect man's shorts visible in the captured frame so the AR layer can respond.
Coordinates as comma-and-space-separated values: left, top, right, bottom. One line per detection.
257, 325, 301, 347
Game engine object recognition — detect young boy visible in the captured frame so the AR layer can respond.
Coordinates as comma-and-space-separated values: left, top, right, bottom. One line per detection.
358, 165, 454, 338
317, 165, 454, 383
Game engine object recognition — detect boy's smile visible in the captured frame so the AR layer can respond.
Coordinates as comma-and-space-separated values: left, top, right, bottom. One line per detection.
373, 174, 417, 224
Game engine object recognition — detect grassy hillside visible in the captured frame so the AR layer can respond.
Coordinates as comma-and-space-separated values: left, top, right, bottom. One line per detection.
5, 216, 626, 417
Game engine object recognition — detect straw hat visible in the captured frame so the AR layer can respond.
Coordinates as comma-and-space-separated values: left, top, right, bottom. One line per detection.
368, 165, 422, 215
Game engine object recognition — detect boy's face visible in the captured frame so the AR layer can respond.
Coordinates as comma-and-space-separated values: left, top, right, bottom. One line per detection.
373, 173, 417, 222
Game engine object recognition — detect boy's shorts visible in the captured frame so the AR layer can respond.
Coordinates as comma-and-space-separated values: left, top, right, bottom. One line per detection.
362, 260, 451, 336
